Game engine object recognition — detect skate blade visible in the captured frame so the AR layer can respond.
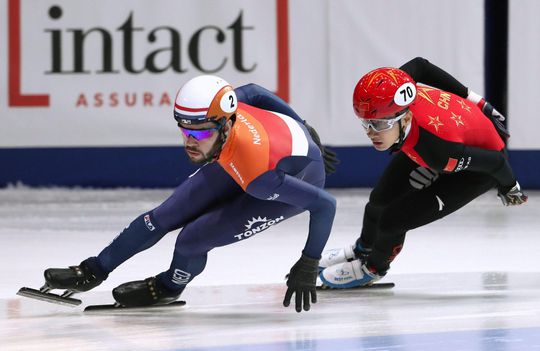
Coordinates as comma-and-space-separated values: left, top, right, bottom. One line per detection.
17, 287, 82, 307
84, 300, 186, 312
317, 282, 395, 290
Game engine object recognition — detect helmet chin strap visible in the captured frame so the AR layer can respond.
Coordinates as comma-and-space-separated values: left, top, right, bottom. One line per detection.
200, 115, 234, 163
199, 140, 224, 164
389, 120, 406, 153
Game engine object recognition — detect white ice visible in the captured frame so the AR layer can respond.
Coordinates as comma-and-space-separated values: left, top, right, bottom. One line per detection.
1, 188, 539, 351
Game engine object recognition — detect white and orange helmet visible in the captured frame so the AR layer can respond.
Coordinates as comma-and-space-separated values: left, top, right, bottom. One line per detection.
173, 75, 237, 126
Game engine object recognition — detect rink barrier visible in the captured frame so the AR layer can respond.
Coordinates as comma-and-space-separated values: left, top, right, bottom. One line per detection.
0, 147, 538, 189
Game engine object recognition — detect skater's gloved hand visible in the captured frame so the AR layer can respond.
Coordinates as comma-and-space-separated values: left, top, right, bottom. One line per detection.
303, 121, 340, 175
481, 101, 504, 121
479, 101, 510, 142
323, 147, 339, 175
498, 181, 528, 206
467, 90, 510, 142
283, 254, 319, 312
467, 90, 505, 121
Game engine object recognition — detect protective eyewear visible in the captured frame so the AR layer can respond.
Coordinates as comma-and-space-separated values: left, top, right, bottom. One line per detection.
361, 111, 407, 132
179, 125, 221, 141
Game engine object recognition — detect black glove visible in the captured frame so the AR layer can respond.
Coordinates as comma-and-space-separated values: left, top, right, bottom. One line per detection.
498, 181, 528, 206
283, 254, 319, 312
303, 121, 340, 175
480, 101, 510, 143
321, 146, 339, 175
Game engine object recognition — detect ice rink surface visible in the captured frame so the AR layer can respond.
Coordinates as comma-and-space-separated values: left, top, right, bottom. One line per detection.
1, 187, 539, 351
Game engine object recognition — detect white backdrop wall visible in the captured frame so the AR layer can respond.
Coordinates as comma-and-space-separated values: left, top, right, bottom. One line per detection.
1, 0, 489, 148
324, 0, 485, 146
509, 0, 540, 149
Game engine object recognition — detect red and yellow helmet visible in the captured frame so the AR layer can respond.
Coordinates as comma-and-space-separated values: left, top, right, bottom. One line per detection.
353, 67, 417, 120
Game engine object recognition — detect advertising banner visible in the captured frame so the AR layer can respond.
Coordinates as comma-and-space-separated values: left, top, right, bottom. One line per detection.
1, 0, 288, 146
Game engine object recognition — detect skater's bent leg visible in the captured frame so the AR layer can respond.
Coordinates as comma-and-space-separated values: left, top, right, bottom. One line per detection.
356, 202, 382, 251
97, 212, 167, 273
45, 213, 163, 292
92, 164, 242, 276
368, 172, 496, 273
157, 193, 303, 293
156, 239, 208, 293
152, 162, 243, 231
357, 153, 417, 253
108, 224, 210, 307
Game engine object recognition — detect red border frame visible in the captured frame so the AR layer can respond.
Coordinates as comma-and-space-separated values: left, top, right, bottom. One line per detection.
7, 0, 289, 107
8, 0, 49, 106
275, 0, 289, 102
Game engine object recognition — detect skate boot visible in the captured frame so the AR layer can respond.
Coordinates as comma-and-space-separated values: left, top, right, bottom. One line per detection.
112, 277, 182, 307
44, 257, 107, 292
319, 242, 372, 270
18, 257, 107, 306
319, 259, 384, 289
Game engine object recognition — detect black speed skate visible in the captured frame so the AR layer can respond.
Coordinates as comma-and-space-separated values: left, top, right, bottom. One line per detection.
84, 277, 184, 312
113, 277, 181, 307
44, 259, 104, 292
17, 258, 106, 307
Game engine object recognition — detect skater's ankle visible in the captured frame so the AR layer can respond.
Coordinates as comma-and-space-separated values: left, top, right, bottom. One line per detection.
353, 240, 372, 257
156, 275, 185, 297
365, 263, 387, 277
81, 257, 109, 281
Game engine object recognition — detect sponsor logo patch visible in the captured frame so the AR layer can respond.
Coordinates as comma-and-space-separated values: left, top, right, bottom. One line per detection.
229, 162, 245, 184
436, 195, 445, 211
237, 114, 262, 145
235, 215, 284, 240
455, 157, 471, 172
444, 157, 471, 173
266, 193, 279, 200
443, 158, 458, 172
144, 214, 156, 231
172, 269, 191, 285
